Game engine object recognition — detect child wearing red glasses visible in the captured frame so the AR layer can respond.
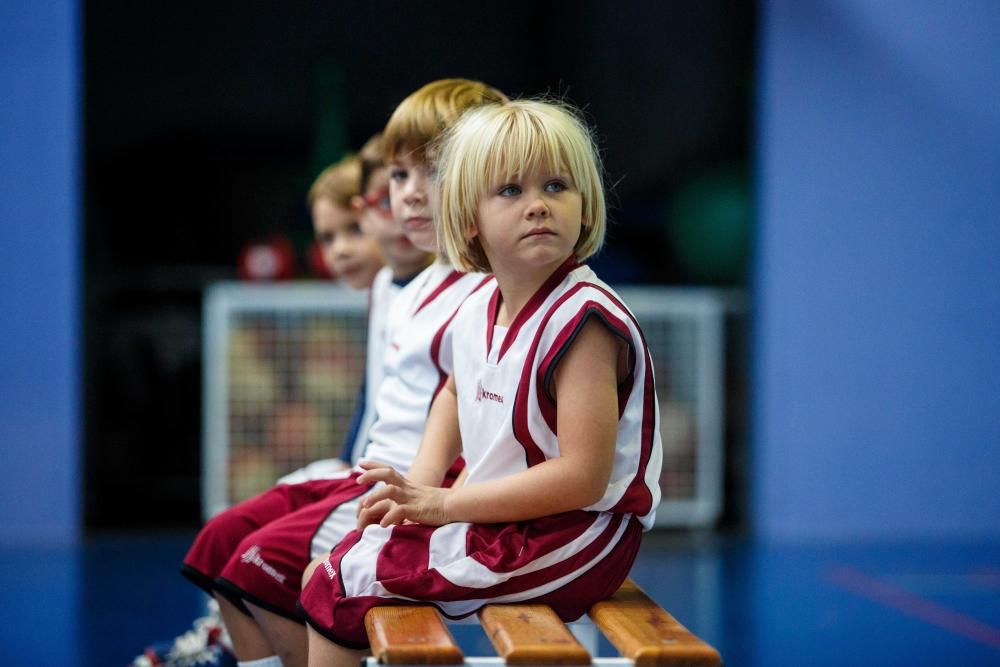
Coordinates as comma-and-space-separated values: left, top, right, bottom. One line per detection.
131, 139, 403, 667
309, 147, 385, 291
285, 133, 434, 477
176, 80, 505, 667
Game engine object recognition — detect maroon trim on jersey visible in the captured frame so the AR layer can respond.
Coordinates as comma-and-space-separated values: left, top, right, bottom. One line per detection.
430, 275, 494, 398
484, 287, 501, 358
511, 280, 657, 518
510, 281, 588, 467
375, 512, 623, 605
298, 528, 372, 648
486, 257, 580, 363
413, 270, 464, 315
465, 510, 600, 573
298, 514, 640, 645
535, 302, 635, 434
578, 284, 658, 518
373, 522, 437, 581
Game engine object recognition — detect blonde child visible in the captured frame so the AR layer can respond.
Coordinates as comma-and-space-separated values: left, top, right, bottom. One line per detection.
299, 100, 663, 666
185, 80, 506, 667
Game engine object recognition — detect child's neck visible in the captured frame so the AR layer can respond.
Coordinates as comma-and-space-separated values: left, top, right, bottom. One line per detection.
492, 257, 571, 327
389, 255, 434, 282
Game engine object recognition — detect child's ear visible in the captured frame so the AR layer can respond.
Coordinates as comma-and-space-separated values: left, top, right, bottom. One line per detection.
350, 195, 365, 213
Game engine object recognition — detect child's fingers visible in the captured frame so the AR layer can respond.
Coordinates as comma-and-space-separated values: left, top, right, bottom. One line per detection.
358, 498, 395, 529
381, 504, 408, 528
363, 483, 404, 508
357, 465, 401, 486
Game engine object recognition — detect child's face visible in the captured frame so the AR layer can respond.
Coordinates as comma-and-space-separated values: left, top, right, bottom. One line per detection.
388, 152, 438, 254
474, 164, 582, 275
357, 166, 432, 276
312, 197, 384, 289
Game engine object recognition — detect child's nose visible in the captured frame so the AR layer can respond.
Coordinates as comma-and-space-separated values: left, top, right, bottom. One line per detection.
404, 182, 426, 204
525, 199, 550, 219
332, 236, 353, 256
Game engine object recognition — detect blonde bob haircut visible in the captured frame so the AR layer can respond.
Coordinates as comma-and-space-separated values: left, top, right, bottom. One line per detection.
382, 78, 508, 163
307, 153, 361, 209
436, 99, 607, 273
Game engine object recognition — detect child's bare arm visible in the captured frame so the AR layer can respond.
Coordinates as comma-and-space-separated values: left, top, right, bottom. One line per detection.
357, 375, 463, 527
361, 318, 621, 527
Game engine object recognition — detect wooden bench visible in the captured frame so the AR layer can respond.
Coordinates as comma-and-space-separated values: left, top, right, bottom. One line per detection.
364, 579, 722, 666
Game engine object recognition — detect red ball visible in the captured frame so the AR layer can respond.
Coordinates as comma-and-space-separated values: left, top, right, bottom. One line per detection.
238, 236, 296, 281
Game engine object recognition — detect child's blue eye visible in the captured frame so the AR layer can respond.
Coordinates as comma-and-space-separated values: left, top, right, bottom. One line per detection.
390, 168, 407, 181
499, 184, 521, 197
545, 180, 567, 193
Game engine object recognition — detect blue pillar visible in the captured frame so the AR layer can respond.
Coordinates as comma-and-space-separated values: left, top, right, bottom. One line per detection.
0, 0, 81, 546
753, 1, 1000, 541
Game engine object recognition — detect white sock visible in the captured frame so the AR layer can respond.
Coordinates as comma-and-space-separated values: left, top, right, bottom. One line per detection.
237, 657, 283, 667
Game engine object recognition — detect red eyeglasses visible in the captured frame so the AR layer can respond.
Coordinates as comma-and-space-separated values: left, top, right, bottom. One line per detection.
362, 190, 391, 212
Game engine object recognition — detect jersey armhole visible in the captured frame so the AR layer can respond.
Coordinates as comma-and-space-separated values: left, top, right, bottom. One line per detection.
538, 305, 637, 420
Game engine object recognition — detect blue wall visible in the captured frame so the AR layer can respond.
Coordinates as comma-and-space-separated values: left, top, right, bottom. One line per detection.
754, 1, 1000, 541
0, 0, 81, 545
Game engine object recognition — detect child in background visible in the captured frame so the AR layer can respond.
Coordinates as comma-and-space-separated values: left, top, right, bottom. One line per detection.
300, 100, 663, 666
309, 151, 385, 290
279, 132, 432, 480
131, 150, 382, 667
182, 80, 506, 667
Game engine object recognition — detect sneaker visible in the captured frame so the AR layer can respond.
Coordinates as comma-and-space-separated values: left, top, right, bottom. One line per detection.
129, 600, 235, 667
131, 644, 235, 667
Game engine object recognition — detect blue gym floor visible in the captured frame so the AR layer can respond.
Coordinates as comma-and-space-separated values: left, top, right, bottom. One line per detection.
1, 531, 998, 666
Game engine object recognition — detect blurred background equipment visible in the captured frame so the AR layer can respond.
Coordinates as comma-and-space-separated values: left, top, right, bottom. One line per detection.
202, 283, 368, 517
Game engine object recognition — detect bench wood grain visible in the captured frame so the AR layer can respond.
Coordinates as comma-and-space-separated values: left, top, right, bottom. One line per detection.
479, 603, 591, 664
365, 605, 464, 664
589, 580, 722, 666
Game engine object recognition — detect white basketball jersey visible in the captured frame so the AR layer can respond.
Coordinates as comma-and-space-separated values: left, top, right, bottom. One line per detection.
361, 262, 492, 474
451, 261, 663, 528
347, 266, 398, 463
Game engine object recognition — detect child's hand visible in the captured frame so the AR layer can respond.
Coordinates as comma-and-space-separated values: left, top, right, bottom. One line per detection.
357, 461, 451, 528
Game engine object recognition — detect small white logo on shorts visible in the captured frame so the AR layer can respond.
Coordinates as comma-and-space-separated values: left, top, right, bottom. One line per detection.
323, 560, 337, 580
239, 545, 287, 584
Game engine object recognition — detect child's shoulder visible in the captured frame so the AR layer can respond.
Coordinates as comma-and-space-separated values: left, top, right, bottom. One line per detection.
539, 265, 641, 338
543, 264, 629, 315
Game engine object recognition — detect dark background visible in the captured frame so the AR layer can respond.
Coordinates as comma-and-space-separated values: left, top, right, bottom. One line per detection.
83, 0, 755, 530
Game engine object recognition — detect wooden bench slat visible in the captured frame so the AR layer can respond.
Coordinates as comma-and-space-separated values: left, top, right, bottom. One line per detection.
479, 604, 592, 665
589, 580, 722, 667
365, 606, 465, 664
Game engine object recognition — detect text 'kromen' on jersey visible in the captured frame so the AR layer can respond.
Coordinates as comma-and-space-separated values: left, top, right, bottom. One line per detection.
451, 259, 663, 529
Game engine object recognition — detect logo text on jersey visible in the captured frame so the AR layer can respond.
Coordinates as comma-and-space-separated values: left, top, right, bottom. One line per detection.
240, 545, 287, 584
475, 380, 504, 404
323, 559, 337, 580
